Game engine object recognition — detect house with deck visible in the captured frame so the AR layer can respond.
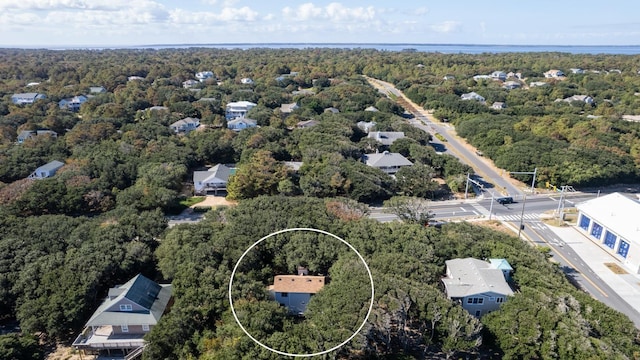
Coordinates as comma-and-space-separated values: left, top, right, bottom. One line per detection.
170, 117, 200, 134
227, 118, 257, 131
442, 258, 514, 317
59, 95, 88, 112
363, 151, 413, 175
73, 274, 172, 358
11, 92, 46, 105
17, 130, 57, 144
193, 164, 233, 195
269, 267, 326, 315
225, 101, 257, 120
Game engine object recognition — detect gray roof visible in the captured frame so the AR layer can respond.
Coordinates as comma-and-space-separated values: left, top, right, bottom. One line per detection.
367, 131, 405, 146
364, 152, 413, 167
17, 130, 34, 140
194, 164, 232, 184
85, 274, 172, 327
37, 160, 64, 173
227, 118, 257, 126
442, 258, 514, 298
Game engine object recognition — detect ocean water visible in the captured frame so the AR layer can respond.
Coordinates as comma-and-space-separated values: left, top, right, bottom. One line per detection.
134, 43, 640, 55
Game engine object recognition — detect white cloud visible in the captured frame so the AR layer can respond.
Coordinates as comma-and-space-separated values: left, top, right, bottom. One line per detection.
282, 2, 376, 23
0, 0, 132, 11
201, 0, 239, 7
414, 7, 428, 16
430, 21, 461, 33
169, 6, 258, 24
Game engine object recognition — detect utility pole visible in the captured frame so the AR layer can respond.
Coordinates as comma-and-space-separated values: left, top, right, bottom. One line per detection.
507, 167, 538, 194
465, 173, 484, 199
518, 194, 528, 238
488, 195, 495, 220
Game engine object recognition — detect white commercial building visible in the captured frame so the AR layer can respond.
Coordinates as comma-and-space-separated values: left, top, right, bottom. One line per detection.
576, 193, 640, 274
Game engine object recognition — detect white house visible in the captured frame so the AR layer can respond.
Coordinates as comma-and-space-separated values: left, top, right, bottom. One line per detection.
11, 93, 46, 105
196, 71, 214, 82
576, 193, 640, 274
227, 118, 257, 131
72, 274, 172, 357
127, 76, 144, 81
544, 69, 565, 78
529, 81, 548, 87
225, 101, 257, 120
442, 258, 514, 317
182, 79, 200, 89
490, 71, 507, 81
364, 106, 379, 112
89, 86, 107, 93
193, 164, 233, 195
502, 81, 521, 90
563, 95, 595, 104
492, 102, 507, 110
59, 95, 88, 112
269, 268, 326, 315
170, 117, 200, 134
570, 68, 585, 74
363, 151, 413, 175
367, 131, 405, 146
28, 160, 64, 179
356, 121, 376, 133
461, 92, 486, 102
240, 77, 254, 85
473, 75, 492, 81
296, 120, 319, 129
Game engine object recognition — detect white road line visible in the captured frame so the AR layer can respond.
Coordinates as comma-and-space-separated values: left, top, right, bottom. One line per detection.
550, 197, 558, 201
472, 210, 479, 215
460, 207, 466, 211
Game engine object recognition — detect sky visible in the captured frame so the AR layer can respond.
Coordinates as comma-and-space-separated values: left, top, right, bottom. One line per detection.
1, 0, 640, 47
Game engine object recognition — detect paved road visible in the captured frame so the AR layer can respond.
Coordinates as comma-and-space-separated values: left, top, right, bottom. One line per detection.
519, 221, 640, 328
365, 76, 524, 198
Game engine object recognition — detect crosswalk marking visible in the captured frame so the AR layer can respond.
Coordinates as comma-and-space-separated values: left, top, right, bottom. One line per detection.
496, 213, 541, 221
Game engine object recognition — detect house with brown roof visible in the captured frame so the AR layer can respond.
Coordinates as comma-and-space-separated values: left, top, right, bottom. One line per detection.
269, 267, 326, 315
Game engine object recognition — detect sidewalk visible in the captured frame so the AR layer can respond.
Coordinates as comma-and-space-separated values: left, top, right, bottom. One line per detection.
546, 225, 640, 321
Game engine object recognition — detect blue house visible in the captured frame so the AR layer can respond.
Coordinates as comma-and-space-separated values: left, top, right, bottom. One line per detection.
270, 268, 326, 315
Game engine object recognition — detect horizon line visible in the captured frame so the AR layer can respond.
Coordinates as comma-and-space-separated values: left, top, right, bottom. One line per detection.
1, 42, 640, 50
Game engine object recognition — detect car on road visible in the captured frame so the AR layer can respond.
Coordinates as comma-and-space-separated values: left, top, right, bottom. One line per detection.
496, 196, 514, 204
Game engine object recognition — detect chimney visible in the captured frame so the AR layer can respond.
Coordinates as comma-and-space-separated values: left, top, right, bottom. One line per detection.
297, 266, 308, 276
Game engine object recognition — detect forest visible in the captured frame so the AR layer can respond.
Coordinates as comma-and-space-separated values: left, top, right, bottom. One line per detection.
1, 48, 640, 359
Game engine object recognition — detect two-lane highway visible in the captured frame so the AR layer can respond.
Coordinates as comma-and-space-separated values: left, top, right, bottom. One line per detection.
365, 76, 523, 198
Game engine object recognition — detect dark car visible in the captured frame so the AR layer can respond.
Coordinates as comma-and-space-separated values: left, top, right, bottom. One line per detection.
496, 197, 513, 204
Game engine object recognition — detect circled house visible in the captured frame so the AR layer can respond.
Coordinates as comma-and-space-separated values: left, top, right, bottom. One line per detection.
269, 268, 326, 315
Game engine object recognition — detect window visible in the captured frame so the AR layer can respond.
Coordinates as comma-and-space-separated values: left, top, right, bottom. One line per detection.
119, 304, 133, 311
579, 215, 590, 230
475, 310, 481, 317
496, 297, 504, 303
466, 297, 484, 305
121, 324, 129, 333
617, 240, 630, 258
489, 297, 495, 302
603, 231, 617, 249
590, 222, 603, 240
281, 292, 288, 297
142, 324, 150, 332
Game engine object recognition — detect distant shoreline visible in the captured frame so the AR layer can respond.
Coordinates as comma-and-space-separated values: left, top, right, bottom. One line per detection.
2, 43, 640, 55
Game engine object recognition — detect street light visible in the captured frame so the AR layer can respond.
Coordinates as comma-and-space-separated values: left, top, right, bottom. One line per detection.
508, 167, 538, 194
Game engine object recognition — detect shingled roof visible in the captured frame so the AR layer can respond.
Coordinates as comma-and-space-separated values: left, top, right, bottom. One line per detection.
272, 275, 326, 294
